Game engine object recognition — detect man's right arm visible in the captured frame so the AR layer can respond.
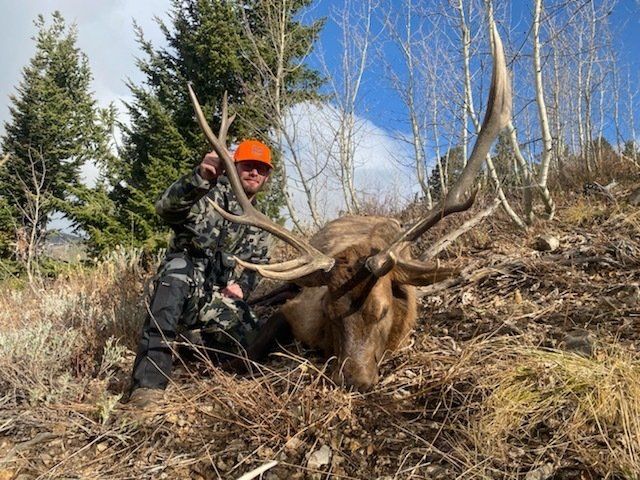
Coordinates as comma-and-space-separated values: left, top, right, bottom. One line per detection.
155, 151, 224, 225
154, 168, 214, 224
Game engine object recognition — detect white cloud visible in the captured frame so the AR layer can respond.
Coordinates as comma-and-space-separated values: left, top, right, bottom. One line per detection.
279, 102, 418, 225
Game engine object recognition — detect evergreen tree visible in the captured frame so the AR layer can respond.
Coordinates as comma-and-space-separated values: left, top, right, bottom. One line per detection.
429, 145, 465, 199
61, 104, 133, 256
492, 131, 519, 187
622, 139, 638, 160
106, 0, 324, 249
0, 12, 110, 259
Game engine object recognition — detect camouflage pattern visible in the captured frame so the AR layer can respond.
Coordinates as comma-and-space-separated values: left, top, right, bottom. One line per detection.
186, 292, 264, 361
149, 251, 264, 355
155, 168, 271, 299
132, 168, 272, 390
154, 168, 270, 351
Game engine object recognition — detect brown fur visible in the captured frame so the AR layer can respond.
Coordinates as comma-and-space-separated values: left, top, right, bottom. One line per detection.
279, 216, 419, 390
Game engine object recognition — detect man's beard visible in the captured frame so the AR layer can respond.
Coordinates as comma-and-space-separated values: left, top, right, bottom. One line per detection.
242, 178, 262, 195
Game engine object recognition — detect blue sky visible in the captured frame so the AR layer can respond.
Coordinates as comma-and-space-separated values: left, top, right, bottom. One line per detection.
306, 0, 640, 146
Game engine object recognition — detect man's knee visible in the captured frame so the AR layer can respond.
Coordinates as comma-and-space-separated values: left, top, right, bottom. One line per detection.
157, 254, 196, 287
146, 254, 198, 334
196, 296, 259, 351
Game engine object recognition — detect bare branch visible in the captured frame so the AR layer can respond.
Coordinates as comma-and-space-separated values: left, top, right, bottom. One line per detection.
366, 19, 512, 276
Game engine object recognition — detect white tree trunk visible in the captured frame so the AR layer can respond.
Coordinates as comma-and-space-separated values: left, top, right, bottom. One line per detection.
532, 0, 556, 220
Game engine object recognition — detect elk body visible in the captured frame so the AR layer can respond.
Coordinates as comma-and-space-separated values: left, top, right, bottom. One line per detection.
187, 23, 512, 390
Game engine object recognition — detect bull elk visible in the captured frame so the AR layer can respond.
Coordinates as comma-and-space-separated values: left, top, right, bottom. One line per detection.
187, 23, 511, 390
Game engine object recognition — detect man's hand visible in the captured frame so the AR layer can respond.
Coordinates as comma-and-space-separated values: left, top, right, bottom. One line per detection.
199, 151, 225, 181
221, 283, 243, 300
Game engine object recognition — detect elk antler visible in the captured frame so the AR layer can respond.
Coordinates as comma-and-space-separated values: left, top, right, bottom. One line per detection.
366, 22, 512, 277
187, 84, 335, 281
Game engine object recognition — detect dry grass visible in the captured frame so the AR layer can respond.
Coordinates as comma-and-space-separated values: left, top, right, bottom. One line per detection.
0, 191, 639, 479
442, 338, 640, 479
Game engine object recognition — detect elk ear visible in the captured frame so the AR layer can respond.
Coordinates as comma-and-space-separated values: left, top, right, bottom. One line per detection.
392, 258, 459, 286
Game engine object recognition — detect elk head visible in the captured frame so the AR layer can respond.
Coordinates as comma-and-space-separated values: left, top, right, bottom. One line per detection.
187, 23, 511, 390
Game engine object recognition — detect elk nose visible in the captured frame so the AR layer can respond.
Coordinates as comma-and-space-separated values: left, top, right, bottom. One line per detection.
334, 367, 379, 392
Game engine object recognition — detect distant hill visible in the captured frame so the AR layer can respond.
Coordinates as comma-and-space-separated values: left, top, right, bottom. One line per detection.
44, 230, 86, 261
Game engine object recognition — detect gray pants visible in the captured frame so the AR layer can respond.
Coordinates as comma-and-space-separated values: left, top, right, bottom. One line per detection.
131, 252, 262, 390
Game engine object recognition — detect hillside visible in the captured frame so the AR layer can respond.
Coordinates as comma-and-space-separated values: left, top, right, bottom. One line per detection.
0, 184, 639, 479
42, 231, 86, 263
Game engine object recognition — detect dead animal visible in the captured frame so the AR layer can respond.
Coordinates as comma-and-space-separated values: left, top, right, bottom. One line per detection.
187, 23, 512, 390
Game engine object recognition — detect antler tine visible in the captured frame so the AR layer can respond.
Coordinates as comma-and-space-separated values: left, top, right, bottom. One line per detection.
187, 82, 249, 211
366, 22, 511, 277
187, 82, 335, 282
217, 91, 236, 144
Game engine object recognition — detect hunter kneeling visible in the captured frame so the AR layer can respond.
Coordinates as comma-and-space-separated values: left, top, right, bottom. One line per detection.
129, 140, 273, 408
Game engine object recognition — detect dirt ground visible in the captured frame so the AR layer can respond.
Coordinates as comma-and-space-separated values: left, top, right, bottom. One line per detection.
1, 186, 639, 479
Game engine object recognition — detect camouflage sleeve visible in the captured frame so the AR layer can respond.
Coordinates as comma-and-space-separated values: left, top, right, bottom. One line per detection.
155, 167, 216, 224
232, 228, 272, 299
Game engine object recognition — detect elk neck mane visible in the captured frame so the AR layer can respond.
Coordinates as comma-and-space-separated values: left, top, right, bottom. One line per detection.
310, 215, 409, 258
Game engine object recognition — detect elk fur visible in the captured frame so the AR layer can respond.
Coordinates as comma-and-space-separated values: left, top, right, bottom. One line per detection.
279, 216, 419, 389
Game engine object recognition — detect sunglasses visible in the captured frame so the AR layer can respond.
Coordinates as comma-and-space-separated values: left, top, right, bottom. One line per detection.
237, 161, 271, 176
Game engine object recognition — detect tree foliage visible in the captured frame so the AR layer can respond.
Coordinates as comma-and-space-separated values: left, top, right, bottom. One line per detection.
429, 145, 465, 199
0, 12, 111, 259
97, 0, 324, 250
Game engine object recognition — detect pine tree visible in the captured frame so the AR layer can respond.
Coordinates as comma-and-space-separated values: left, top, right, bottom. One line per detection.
0, 12, 110, 260
429, 145, 465, 199
107, 0, 324, 248
61, 104, 132, 256
492, 131, 519, 187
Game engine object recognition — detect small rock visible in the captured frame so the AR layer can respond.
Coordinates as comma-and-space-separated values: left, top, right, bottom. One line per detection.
525, 463, 555, 480
96, 442, 109, 453
307, 445, 332, 470
628, 186, 640, 206
534, 235, 560, 252
561, 330, 594, 357
285, 436, 303, 451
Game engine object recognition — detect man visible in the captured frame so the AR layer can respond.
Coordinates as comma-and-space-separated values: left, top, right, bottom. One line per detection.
129, 139, 273, 407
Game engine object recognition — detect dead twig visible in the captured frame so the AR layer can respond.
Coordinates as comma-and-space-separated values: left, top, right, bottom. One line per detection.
420, 198, 501, 261
236, 460, 278, 480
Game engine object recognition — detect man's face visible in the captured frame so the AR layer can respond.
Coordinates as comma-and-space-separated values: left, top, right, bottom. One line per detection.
235, 160, 271, 196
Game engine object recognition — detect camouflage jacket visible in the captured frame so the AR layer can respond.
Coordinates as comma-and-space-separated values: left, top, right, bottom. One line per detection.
155, 168, 271, 298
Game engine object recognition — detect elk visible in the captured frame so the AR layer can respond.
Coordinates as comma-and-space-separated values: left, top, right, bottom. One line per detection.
187, 23, 511, 390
